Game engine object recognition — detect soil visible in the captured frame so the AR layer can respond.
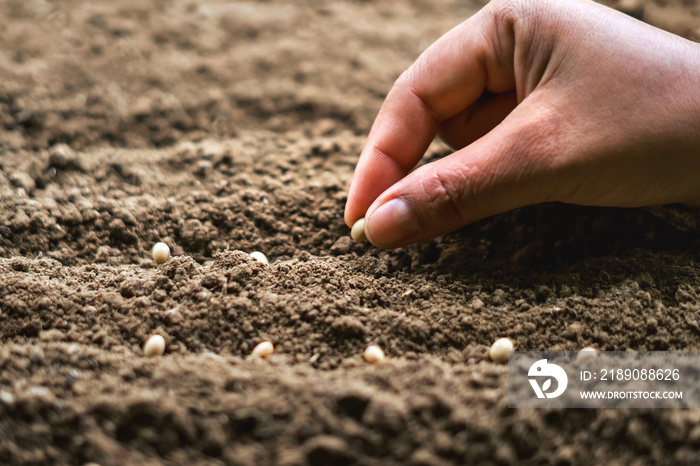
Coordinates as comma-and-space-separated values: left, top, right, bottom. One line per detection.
1, 0, 700, 465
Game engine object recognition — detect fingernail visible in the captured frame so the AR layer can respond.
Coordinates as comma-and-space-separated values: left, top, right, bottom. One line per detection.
366, 198, 419, 246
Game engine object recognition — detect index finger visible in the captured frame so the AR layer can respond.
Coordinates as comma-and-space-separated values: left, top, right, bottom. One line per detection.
344, 3, 516, 226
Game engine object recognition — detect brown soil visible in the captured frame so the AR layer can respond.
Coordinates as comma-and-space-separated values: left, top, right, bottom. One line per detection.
1, 0, 700, 465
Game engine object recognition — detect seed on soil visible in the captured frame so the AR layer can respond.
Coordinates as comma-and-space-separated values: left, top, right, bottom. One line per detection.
251, 340, 274, 358
576, 346, 598, 362
363, 344, 385, 364
144, 334, 166, 357
351, 218, 367, 242
0, 391, 15, 404
249, 251, 269, 265
489, 338, 514, 364
152, 242, 170, 264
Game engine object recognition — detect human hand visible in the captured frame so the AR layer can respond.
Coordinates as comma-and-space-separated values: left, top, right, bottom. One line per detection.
344, 0, 700, 249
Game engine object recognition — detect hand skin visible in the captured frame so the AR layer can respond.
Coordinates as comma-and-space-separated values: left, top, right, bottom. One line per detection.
344, 0, 700, 249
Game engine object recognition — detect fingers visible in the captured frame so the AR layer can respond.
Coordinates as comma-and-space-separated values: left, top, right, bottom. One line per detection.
343, 85, 439, 226
344, 3, 517, 227
438, 91, 518, 150
363, 99, 559, 248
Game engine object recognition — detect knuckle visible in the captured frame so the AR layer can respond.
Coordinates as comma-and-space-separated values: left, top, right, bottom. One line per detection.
501, 101, 567, 202
418, 165, 476, 225
488, 0, 524, 27
394, 69, 411, 88
394, 68, 447, 123
513, 101, 564, 163
487, 0, 551, 38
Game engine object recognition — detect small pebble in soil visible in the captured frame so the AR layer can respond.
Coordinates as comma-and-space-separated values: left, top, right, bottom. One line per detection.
351, 218, 367, 242
152, 242, 171, 264
489, 338, 514, 364
251, 341, 274, 358
363, 344, 385, 364
144, 334, 166, 357
576, 346, 598, 362
249, 251, 269, 265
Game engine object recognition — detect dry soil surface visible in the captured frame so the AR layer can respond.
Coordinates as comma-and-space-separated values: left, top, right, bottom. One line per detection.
2, 0, 700, 465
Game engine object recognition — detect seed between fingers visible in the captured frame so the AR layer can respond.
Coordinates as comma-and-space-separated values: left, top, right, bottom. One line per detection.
351, 218, 367, 242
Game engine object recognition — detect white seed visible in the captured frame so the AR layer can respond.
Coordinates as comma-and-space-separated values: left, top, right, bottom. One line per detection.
144, 334, 166, 357
152, 242, 171, 264
351, 218, 367, 242
489, 337, 514, 364
576, 346, 598, 363
0, 391, 15, 404
363, 344, 385, 364
251, 340, 274, 358
249, 251, 269, 265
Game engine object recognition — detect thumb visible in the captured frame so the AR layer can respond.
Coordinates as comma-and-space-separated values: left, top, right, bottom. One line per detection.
364, 101, 563, 249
